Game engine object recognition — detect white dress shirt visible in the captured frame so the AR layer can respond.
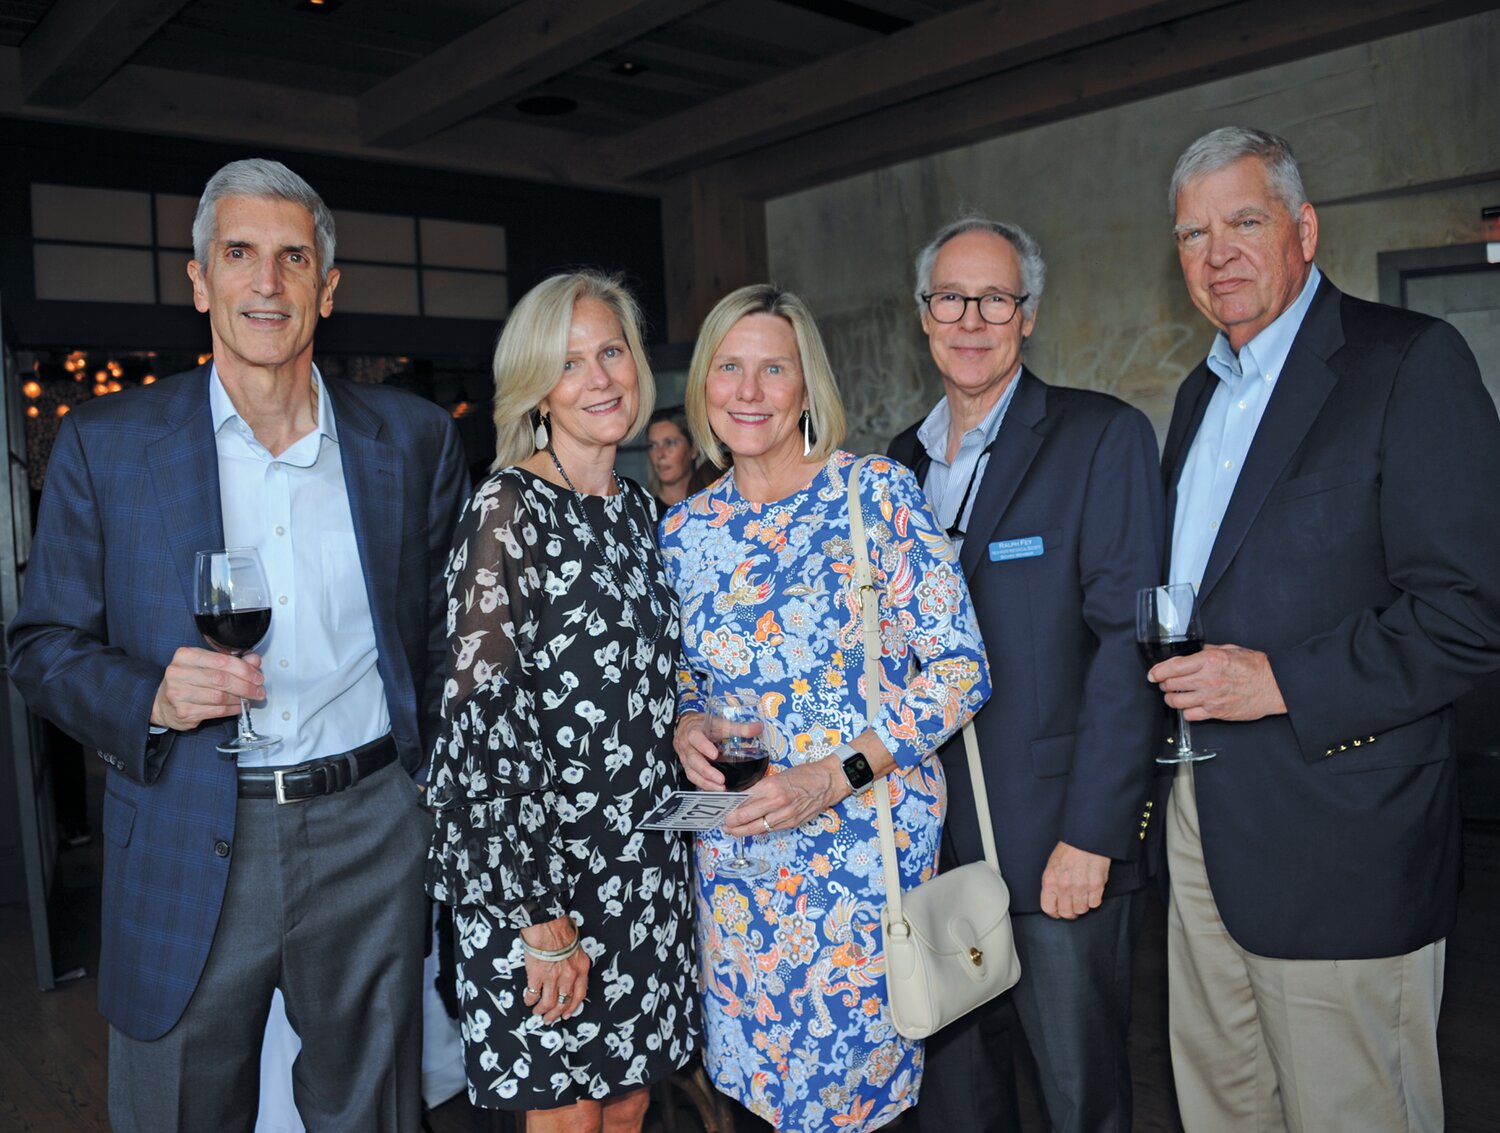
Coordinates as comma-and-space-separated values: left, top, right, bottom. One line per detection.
210, 365, 388, 767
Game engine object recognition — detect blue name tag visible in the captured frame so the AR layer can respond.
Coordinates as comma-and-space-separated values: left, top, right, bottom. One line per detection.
989, 535, 1045, 562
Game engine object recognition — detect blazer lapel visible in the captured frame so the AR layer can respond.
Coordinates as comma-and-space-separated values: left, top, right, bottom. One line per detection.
147, 366, 225, 610
1197, 280, 1344, 602
959, 369, 1046, 580
325, 382, 403, 650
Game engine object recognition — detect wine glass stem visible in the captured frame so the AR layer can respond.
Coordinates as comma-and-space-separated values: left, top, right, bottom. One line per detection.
1176, 709, 1196, 755
238, 697, 257, 742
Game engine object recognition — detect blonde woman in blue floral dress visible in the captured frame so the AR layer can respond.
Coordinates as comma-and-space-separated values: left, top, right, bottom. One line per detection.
659, 285, 991, 1132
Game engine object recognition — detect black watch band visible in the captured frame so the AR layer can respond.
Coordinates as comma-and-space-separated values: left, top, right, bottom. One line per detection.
836, 742, 874, 790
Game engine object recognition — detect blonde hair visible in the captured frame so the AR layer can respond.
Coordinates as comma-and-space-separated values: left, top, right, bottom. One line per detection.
491, 271, 655, 470
685, 284, 846, 469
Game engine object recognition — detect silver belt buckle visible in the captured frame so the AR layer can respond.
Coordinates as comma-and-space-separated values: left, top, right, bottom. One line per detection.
273, 766, 312, 805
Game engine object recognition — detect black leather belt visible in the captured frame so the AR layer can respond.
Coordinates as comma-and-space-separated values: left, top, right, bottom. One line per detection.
237, 735, 398, 804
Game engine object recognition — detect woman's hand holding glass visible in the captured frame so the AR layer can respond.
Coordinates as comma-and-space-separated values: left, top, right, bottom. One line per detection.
721, 758, 848, 838
519, 915, 589, 1024
672, 710, 728, 791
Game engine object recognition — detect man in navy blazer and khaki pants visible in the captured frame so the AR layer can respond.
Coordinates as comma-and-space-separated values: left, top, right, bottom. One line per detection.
893, 217, 1164, 1133
8, 160, 467, 1131
1153, 127, 1500, 1131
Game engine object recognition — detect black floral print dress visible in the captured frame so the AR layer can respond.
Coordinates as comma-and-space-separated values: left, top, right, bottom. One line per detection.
426, 468, 699, 1109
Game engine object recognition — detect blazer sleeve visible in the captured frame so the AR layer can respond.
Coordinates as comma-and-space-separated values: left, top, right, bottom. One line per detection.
418, 416, 472, 774
6, 416, 168, 783
1271, 320, 1500, 758
1059, 405, 1166, 859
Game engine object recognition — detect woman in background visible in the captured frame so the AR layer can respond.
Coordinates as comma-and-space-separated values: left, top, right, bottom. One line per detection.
427, 270, 698, 1132
659, 284, 990, 1132
646, 405, 717, 510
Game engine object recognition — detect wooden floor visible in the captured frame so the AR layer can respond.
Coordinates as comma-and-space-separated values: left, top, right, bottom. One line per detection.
4, 760, 1498, 1132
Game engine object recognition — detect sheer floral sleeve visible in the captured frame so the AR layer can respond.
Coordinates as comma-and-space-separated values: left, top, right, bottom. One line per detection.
425, 471, 572, 928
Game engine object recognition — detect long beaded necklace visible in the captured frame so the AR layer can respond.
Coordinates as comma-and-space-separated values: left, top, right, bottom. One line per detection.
548, 447, 666, 639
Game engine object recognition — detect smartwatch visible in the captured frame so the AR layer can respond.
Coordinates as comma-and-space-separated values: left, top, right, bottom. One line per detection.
835, 742, 874, 790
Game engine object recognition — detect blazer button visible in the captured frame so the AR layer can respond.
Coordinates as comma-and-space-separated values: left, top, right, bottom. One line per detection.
213, 840, 230, 858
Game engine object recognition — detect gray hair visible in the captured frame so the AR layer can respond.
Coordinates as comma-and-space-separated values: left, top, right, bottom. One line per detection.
1169, 127, 1308, 220
192, 159, 337, 279
913, 216, 1046, 319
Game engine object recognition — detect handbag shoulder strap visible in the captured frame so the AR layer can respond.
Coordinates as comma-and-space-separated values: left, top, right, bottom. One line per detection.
844, 458, 1000, 929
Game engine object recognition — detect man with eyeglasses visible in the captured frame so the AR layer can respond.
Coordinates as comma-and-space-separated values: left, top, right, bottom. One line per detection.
891, 217, 1164, 1133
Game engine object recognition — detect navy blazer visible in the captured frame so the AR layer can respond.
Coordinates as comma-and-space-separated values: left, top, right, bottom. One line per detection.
1161, 278, 1500, 959
7, 365, 468, 1039
891, 369, 1165, 913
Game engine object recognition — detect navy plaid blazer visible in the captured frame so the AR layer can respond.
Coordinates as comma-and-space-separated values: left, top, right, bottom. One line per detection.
7, 365, 468, 1039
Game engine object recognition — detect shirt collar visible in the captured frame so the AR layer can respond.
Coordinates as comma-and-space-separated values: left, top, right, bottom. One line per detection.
1207, 264, 1322, 385
917, 363, 1023, 460
209, 363, 338, 448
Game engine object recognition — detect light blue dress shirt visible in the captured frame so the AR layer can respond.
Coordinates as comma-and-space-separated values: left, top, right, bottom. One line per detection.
916, 364, 1022, 554
1170, 267, 1322, 590
209, 365, 388, 767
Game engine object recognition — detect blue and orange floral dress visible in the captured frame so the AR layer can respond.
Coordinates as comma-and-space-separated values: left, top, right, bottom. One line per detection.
659, 452, 990, 1132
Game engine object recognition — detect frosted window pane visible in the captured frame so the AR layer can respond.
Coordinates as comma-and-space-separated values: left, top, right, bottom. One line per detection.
157, 252, 195, 306
335, 264, 420, 315
156, 194, 198, 249
423, 270, 508, 320
420, 219, 505, 269
35, 245, 154, 302
32, 184, 152, 245
334, 211, 416, 263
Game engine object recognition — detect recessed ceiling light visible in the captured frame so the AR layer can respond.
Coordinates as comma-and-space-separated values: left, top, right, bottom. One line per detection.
296, 0, 340, 12
516, 96, 578, 116
611, 61, 648, 77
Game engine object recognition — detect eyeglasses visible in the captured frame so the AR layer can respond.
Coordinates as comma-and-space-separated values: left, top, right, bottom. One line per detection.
921, 291, 1029, 326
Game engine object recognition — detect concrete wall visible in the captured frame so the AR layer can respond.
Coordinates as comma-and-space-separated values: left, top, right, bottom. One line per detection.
766, 11, 1500, 451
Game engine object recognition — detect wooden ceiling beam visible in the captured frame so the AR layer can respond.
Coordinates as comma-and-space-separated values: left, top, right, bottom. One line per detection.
357, 0, 712, 149
713, 0, 1499, 200
0, 51, 626, 192
20, 0, 192, 107
601, 0, 1228, 181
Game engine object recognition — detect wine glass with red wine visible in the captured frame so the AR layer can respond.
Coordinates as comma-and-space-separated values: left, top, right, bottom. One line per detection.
1136, 583, 1217, 764
706, 690, 771, 878
194, 548, 280, 755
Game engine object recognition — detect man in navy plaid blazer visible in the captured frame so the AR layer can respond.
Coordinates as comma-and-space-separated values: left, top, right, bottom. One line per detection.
8, 160, 468, 1131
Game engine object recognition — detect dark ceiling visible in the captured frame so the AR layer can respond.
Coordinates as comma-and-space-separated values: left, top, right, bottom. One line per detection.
0, 0, 1494, 200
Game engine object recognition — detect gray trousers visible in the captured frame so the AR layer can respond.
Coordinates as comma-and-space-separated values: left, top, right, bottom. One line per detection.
108, 758, 429, 1133
1009, 890, 1143, 1133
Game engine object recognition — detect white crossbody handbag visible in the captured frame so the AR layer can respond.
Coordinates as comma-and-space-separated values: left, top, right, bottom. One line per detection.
845, 455, 1021, 1040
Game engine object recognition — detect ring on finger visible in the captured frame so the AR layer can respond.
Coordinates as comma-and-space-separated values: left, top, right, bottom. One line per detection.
762, 815, 773, 833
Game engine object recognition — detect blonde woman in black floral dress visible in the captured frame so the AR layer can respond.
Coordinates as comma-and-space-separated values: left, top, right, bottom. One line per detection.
426, 271, 698, 1132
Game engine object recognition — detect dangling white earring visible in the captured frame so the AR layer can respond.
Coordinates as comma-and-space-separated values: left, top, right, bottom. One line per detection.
801, 409, 812, 457
534, 412, 549, 451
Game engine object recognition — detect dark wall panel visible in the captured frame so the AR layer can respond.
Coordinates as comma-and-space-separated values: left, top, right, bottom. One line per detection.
0, 118, 667, 358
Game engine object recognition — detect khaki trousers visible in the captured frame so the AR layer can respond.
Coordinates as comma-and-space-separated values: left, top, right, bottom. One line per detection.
1166, 764, 1445, 1133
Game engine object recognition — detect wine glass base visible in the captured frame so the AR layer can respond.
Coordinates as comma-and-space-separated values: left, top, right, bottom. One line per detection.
1156, 749, 1217, 764
718, 856, 771, 879
218, 733, 282, 755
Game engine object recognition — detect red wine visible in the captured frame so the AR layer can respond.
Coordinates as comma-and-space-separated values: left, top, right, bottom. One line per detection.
1138, 636, 1203, 669
710, 738, 769, 791
196, 608, 272, 655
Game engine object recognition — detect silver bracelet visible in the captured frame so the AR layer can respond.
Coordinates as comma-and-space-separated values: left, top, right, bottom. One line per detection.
522, 923, 580, 962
